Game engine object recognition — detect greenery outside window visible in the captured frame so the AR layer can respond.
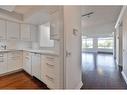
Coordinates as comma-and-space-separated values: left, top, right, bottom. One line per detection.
82, 37, 93, 49
98, 37, 113, 49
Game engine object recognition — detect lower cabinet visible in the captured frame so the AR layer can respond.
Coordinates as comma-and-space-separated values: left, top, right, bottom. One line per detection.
0, 53, 7, 74
0, 51, 60, 89
0, 51, 22, 74
23, 51, 32, 75
31, 53, 59, 89
31, 53, 41, 80
40, 55, 59, 89
7, 51, 23, 72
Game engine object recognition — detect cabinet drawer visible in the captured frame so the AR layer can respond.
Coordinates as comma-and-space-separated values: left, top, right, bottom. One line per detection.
42, 55, 58, 64
45, 74, 55, 89
45, 63, 56, 77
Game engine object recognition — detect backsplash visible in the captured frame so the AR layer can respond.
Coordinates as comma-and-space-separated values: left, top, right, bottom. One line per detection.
0, 39, 59, 53
0, 40, 32, 50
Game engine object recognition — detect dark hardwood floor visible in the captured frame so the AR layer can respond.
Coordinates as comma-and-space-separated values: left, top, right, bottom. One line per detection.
0, 71, 48, 89
81, 52, 127, 89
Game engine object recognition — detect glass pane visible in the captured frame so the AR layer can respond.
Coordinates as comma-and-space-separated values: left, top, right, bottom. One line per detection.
82, 37, 93, 49
98, 37, 113, 49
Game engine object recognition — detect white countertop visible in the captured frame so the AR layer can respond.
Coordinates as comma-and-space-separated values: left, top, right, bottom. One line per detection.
0, 49, 59, 56
23, 49, 59, 56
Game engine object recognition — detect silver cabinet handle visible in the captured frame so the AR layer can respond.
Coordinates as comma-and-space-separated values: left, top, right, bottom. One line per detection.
45, 75, 54, 80
46, 63, 54, 67
46, 57, 54, 60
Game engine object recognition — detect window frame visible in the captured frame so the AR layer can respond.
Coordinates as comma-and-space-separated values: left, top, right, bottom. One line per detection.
97, 37, 113, 49
82, 37, 93, 49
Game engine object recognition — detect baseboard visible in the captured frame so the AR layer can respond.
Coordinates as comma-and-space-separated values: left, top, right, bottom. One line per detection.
0, 69, 23, 77
75, 81, 83, 89
121, 71, 127, 85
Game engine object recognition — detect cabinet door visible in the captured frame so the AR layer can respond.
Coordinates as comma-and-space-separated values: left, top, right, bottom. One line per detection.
50, 12, 60, 40
0, 19, 6, 39
0, 53, 7, 74
7, 58, 17, 72
7, 52, 22, 72
15, 51, 23, 69
7, 21, 20, 40
40, 55, 47, 84
30, 25, 38, 42
32, 53, 41, 80
23, 52, 32, 75
21, 24, 31, 41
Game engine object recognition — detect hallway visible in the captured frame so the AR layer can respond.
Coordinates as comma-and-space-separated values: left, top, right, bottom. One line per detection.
81, 52, 127, 89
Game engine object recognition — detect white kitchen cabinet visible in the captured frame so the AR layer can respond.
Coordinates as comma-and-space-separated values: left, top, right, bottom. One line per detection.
7, 51, 22, 72
30, 25, 38, 42
31, 53, 41, 80
50, 12, 60, 40
0, 19, 6, 40
7, 21, 20, 40
41, 55, 59, 89
21, 24, 31, 41
0, 53, 7, 74
23, 51, 32, 75
39, 23, 54, 48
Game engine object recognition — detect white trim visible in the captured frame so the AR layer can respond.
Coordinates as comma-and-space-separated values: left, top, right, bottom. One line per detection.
75, 81, 83, 89
121, 71, 127, 85
115, 6, 127, 28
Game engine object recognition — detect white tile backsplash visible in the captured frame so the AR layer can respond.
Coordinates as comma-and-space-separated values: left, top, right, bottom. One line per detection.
0, 39, 32, 50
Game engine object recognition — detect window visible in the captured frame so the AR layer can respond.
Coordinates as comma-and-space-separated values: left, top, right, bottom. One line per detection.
39, 22, 54, 47
98, 37, 113, 49
82, 37, 93, 49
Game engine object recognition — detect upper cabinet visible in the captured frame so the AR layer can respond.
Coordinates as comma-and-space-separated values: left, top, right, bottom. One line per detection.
0, 19, 38, 41
21, 24, 31, 41
39, 22, 54, 48
30, 25, 38, 42
50, 12, 60, 40
0, 19, 6, 40
7, 21, 20, 40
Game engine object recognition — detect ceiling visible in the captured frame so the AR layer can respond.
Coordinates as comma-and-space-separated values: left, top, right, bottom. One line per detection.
0, 6, 122, 26
81, 6, 122, 28
0, 6, 59, 25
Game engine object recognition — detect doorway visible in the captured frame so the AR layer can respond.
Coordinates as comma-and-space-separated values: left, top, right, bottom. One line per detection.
81, 6, 127, 89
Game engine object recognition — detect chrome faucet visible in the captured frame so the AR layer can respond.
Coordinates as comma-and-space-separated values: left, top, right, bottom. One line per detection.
1, 45, 6, 50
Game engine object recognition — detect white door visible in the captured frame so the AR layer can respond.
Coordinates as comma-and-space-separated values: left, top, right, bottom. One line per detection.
122, 9, 127, 75
64, 6, 82, 89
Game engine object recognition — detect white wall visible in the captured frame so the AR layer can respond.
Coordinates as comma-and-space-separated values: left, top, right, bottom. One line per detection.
0, 39, 32, 50
63, 6, 82, 89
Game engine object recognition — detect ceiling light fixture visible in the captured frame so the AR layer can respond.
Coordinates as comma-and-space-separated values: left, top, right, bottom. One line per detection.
82, 12, 94, 18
